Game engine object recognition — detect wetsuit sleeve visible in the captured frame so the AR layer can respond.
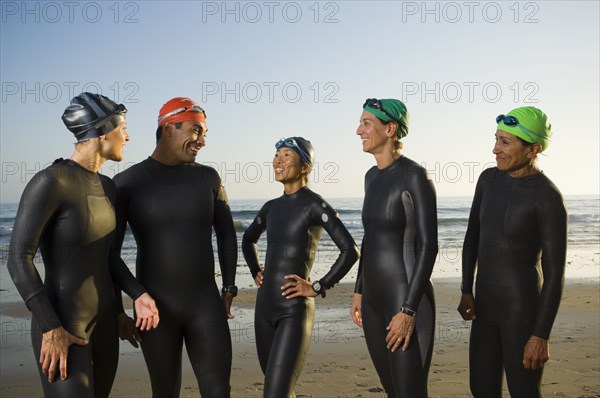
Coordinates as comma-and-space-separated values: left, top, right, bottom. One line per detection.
242, 203, 270, 279
403, 168, 438, 312
212, 183, 238, 288
533, 190, 567, 339
314, 201, 360, 290
354, 169, 374, 295
354, 240, 364, 294
109, 175, 147, 302
7, 171, 63, 333
461, 174, 484, 294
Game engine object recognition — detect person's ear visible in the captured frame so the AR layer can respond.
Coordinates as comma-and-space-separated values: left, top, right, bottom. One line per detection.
163, 123, 173, 137
528, 144, 541, 159
387, 123, 398, 138
301, 162, 311, 175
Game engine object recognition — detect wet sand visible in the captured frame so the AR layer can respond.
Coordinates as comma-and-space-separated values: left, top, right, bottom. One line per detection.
1, 277, 599, 397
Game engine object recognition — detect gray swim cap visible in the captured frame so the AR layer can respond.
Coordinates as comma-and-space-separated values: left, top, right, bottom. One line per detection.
62, 92, 127, 142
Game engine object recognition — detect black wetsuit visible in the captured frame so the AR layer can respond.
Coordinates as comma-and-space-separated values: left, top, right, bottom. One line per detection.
7, 159, 145, 398
242, 187, 359, 398
113, 157, 237, 398
354, 156, 438, 398
462, 167, 567, 398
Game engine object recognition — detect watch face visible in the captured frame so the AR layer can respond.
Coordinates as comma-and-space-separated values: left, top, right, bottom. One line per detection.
313, 282, 321, 292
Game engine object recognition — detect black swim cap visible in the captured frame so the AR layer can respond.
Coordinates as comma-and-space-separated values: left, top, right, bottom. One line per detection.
62, 92, 127, 142
275, 136, 315, 166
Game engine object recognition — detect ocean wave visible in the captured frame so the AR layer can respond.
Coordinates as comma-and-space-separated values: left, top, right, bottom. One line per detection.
0, 226, 14, 236
569, 213, 600, 223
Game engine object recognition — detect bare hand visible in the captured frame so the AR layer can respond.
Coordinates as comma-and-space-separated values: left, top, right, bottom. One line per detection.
222, 292, 235, 319
457, 293, 477, 321
281, 274, 317, 299
117, 312, 141, 348
386, 312, 416, 352
350, 293, 363, 328
134, 292, 159, 331
40, 326, 88, 382
254, 267, 265, 288
523, 335, 549, 369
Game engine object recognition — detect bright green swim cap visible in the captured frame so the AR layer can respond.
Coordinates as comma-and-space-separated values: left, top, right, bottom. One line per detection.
496, 106, 552, 152
363, 98, 409, 139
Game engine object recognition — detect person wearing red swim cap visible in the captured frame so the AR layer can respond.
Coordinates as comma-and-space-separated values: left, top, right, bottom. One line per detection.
7, 93, 160, 398
112, 97, 238, 397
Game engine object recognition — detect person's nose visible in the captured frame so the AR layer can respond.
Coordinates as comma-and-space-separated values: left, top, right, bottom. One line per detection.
492, 141, 501, 154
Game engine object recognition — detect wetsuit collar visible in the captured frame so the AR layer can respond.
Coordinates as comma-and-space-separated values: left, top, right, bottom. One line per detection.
503, 168, 544, 182
65, 158, 100, 175
282, 186, 309, 199
376, 155, 404, 173
147, 156, 188, 169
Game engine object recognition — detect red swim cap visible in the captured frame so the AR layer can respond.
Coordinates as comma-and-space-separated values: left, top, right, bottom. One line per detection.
157, 97, 206, 126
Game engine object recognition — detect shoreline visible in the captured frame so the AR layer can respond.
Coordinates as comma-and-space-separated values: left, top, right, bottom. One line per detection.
1, 279, 599, 397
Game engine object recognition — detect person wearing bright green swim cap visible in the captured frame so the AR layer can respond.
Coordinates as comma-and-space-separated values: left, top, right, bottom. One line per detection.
496, 106, 552, 151
352, 98, 438, 397
458, 106, 566, 397
490, 106, 552, 177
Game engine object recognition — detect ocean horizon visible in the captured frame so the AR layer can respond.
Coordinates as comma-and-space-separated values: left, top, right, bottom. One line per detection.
1, 195, 598, 299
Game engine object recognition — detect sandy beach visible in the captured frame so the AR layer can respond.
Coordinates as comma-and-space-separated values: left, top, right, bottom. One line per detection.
1, 274, 598, 398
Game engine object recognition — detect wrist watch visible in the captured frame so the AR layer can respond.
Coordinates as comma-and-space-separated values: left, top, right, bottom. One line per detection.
400, 306, 416, 317
311, 280, 326, 298
222, 285, 238, 297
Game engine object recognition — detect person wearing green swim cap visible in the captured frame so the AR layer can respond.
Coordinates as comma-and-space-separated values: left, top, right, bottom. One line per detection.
351, 98, 438, 397
458, 106, 567, 397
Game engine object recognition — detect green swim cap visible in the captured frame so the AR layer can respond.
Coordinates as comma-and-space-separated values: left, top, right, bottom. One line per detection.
496, 106, 552, 152
363, 98, 409, 139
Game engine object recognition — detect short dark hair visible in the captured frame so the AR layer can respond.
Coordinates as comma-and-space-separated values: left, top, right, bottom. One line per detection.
156, 122, 183, 142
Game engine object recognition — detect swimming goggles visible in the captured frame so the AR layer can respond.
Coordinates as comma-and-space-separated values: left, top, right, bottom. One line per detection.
157, 105, 205, 125
112, 103, 127, 115
275, 138, 311, 164
363, 98, 402, 126
496, 114, 550, 143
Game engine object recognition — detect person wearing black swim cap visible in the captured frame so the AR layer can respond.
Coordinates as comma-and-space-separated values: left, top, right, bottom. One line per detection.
242, 136, 359, 398
7, 92, 159, 398
457, 106, 567, 397
112, 97, 238, 397
351, 99, 438, 397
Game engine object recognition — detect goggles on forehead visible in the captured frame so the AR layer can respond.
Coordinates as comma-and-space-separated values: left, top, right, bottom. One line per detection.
157, 105, 205, 125
275, 138, 311, 164
496, 114, 549, 143
363, 98, 402, 126
112, 103, 127, 115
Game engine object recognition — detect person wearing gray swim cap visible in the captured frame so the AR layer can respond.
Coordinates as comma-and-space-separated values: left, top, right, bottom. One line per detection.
8, 93, 159, 398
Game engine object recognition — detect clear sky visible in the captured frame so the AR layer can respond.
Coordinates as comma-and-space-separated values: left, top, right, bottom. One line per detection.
1, 0, 598, 202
